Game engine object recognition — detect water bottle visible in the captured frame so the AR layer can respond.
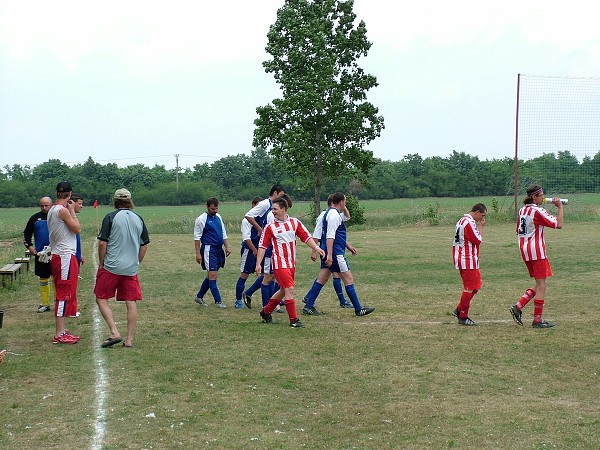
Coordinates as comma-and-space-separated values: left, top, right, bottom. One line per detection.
544, 198, 568, 204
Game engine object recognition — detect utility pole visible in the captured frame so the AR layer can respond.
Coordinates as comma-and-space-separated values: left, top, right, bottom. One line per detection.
175, 154, 180, 191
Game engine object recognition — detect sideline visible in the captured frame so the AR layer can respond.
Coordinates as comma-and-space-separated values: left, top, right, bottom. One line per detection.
91, 239, 107, 450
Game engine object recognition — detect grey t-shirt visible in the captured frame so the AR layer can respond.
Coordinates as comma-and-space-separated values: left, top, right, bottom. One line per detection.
98, 209, 150, 276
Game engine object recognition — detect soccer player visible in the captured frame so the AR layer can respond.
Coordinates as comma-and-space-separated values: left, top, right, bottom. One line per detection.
304, 194, 354, 312
95, 188, 150, 348
69, 192, 85, 318
303, 192, 375, 317
256, 196, 325, 328
47, 182, 81, 344
23, 196, 53, 313
451, 203, 487, 326
242, 184, 285, 309
194, 197, 231, 308
234, 196, 263, 309
510, 185, 563, 328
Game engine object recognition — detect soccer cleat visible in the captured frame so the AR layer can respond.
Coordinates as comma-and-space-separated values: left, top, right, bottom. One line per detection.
355, 307, 375, 317
260, 309, 273, 324
37, 305, 50, 313
302, 306, 321, 316
340, 302, 354, 308
274, 306, 285, 313
234, 300, 244, 309
532, 320, 555, 329
215, 302, 227, 308
194, 296, 208, 307
53, 333, 80, 345
290, 319, 305, 328
458, 317, 477, 326
452, 308, 460, 318
509, 305, 523, 326
69, 311, 81, 318
302, 296, 308, 304
242, 292, 252, 309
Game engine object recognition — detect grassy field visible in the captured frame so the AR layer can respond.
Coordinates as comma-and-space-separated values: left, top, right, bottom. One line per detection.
0, 197, 599, 449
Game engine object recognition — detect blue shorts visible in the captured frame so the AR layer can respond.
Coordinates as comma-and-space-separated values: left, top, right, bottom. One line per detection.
240, 247, 257, 274
320, 254, 350, 273
201, 244, 225, 272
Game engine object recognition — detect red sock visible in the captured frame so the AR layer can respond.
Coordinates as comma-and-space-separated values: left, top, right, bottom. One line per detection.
533, 298, 544, 323
263, 297, 280, 315
457, 292, 474, 319
516, 288, 536, 310
284, 299, 297, 321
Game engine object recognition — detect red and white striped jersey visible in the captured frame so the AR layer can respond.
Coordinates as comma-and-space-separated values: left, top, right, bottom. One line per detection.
452, 214, 482, 270
258, 216, 312, 270
516, 204, 558, 261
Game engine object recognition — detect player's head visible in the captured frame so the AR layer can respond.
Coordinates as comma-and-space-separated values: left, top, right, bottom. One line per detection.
39, 197, 52, 213
524, 185, 544, 205
272, 196, 289, 211
326, 194, 334, 207
113, 188, 134, 209
471, 203, 487, 213
331, 192, 346, 204
56, 181, 72, 200
206, 197, 219, 216
71, 193, 84, 213
269, 184, 285, 196
279, 193, 292, 209
251, 196, 263, 207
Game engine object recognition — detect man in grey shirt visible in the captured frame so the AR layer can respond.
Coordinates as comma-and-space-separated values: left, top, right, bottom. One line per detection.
94, 188, 150, 348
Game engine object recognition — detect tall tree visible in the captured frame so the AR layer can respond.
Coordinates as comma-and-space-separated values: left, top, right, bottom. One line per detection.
253, 0, 384, 215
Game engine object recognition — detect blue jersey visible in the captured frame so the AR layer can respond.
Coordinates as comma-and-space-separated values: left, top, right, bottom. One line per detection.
245, 198, 272, 228
194, 212, 227, 245
320, 207, 347, 255
241, 217, 260, 250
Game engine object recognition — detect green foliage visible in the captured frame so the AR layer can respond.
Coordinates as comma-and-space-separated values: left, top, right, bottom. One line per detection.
344, 192, 365, 226
253, 0, 384, 216
424, 201, 441, 226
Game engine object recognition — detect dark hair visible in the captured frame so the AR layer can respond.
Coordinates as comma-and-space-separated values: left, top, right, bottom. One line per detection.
331, 192, 346, 204
251, 196, 263, 206
206, 197, 219, 208
269, 184, 285, 196
114, 198, 134, 209
280, 193, 292, 209
471, 203, 487, 213
523, 184, 543, 205
326, 194, 334, 206
71, 193, 83, 202
272, 196, 289, 210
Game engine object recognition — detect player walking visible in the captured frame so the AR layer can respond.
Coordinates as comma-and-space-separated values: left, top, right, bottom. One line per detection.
452, 203, 486, 326
510, 185, 563, 328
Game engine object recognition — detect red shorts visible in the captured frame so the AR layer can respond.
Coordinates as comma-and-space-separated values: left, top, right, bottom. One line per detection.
525, 259, 553, 279
459, 269, 482, 291
273, 267, 296, 289
50, 254, 79, 318
94, 266, 143, 301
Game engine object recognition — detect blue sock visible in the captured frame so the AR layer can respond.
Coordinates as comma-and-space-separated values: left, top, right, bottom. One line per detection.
246, 275, 263, 297
235, 277, 246, 301
270, 281, 279, 298
333, 278, 347, 304
261, 284, 271, 307
197, 278, 209, 299
345, 284, 362, 311
304, 280, 324, 309
209, 279, 222, 303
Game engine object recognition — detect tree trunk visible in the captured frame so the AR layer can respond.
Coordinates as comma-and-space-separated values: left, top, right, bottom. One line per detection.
313, 138, 323, 218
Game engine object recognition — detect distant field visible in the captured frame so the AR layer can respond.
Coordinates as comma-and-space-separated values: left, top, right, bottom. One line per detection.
1, 196, 599, 448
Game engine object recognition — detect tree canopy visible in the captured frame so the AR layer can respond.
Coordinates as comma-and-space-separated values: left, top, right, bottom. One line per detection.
253, 0, 384, 216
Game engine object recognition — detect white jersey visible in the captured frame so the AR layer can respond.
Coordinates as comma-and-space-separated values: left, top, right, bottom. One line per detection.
47, 204, 76, 256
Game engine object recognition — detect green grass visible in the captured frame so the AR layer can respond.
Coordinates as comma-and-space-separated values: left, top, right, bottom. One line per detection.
1, 199, 599, 449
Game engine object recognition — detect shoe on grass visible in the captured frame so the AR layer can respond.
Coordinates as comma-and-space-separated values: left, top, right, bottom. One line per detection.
340, 302, 353, 308
53, 332, 80, 345
194, 296, 208, 307
458, 317, 477, 326
532, 319, 555, 329
302, 306, 321, 316
452, 308, 460, 319
509, 305, 523, 325
290, 319, 305, 328
37, 305, 50, 313
234, 300, 244, 309
242, 292, 252, 309
260, 309, 273, 324
355, 307, 375, 317
215, 302, 227, 308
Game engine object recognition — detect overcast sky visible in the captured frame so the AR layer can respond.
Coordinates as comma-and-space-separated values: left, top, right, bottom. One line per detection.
1, 0, 599, 171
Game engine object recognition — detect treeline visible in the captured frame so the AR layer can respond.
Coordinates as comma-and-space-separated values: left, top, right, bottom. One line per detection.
1, 149, 599, 208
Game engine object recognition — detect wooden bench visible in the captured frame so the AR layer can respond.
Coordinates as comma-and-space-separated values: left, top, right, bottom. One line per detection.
14, 256, 31, 272
1, 263, 22, 286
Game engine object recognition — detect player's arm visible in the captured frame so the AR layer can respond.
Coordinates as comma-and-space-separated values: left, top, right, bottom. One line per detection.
552, 199, 564, 229
223, 238, 231, 257
97, 240, 107, 267
23, 217, 36, 254
194, 240, 202, 264
139, 244, 148, 263
60, 203, 81, 234
326, 238, 334, 266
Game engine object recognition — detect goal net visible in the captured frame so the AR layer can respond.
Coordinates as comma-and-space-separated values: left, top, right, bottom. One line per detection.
514, 74, 600, 201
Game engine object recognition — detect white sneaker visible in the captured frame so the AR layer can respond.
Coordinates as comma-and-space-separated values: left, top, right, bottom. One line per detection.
215, 302, 227, 308
194, 296, 208, 307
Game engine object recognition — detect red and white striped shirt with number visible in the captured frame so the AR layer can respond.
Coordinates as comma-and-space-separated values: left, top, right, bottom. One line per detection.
453, 214, 482, 270
516, 204, 558, 261
258, 215, 312, 270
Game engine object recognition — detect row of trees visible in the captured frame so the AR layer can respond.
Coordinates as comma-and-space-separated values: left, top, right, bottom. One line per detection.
1, 149, 599, 208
